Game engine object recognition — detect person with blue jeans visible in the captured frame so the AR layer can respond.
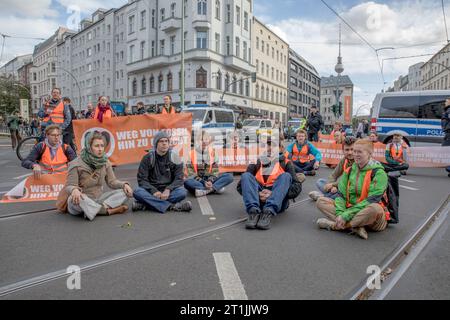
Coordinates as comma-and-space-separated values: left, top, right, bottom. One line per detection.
184, 131, 234, 197
286, 129, 322, 176
132, 131, 192, 213
237, 137, 302, 230
309, 136, 356, 201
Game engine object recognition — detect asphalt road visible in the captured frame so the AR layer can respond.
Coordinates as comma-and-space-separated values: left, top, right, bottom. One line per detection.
0, 137, 449, 300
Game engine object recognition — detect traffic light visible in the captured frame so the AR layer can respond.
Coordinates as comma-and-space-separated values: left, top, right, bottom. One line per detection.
338, 102, 343, 116
332, 104, 337, 115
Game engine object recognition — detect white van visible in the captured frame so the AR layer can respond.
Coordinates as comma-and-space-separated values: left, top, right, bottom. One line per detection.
371, 91, 447, 144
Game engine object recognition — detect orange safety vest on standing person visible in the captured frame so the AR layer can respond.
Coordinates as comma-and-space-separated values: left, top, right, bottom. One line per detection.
161, 106, 176, 115
43, 101, 65, 124
255, 162, 285, 188
291, 143, 311, 163
40, 144, 69, 174
93, 107, 113, 120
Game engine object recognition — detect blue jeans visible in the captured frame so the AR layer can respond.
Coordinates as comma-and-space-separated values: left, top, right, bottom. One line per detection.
240, 172, 291, 215
316, 179, 339, 200
133, 186, 187, 213
293, 160, 315, 173
184, 173, 234, 194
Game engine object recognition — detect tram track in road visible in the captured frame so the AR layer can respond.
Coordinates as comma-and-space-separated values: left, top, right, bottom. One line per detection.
0, 207, 57, 220
349, 194, 450, 300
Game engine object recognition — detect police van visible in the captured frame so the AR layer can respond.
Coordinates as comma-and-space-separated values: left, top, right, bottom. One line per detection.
181, 104, 237, 145
371, 91, 448, 145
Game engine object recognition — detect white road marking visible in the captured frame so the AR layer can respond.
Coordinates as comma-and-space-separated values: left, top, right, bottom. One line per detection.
399, 185, 420, 191
213, 252, 248, 300
399, 178, 416, 183
197, 196, 215, 216
13, 173, 32, 180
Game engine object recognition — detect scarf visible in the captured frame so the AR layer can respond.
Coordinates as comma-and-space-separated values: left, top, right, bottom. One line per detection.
44, 138, 61, 160
81, 132, 108, 170
96, 103, 111, 123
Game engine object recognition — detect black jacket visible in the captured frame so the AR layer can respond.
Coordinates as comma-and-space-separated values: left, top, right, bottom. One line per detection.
237, 155, 302, 200
443, 107, 450, 134
65, 105, 76, 135
137, 150, 184, 194
306, 113, 324, 133
21, 142, 77, 170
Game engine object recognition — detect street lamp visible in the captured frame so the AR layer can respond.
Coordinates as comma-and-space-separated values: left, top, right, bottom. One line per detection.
375, 47, 395, 91
57, 66, 82, 112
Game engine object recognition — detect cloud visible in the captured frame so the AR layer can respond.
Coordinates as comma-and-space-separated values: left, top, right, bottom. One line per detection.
0, 0, 58, 18
56, 0, 127, 14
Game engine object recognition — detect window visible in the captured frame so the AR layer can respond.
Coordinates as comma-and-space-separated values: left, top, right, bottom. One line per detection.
236, 6, 240, 25
256, 59, 259, 72
256, 84, 259, 99
151, 41, 155, 57
87, 48, 92, 57
239, 78, 243, 94
129, 15, 135, 34
215, 0, 221, 20
197, 31, 207, 49
216, 70, 222, 90
132, 79, 137, 96
171, 3, 176, 17
243, 41, 247, 61
235, 37, 240, 57
87, 32, 92, 41
198, 0, 207, 15
140, 11, 146, 29
184, 0, 188, 17
215, 111, 234, 123
215, 33, 220, 53
87, 63, 92, 72
379, 96, 444, 119
158, 74, 163, 92
150, 75, 155, 93
152, 10, 156, 28
261, 62, 264, 75
129, 45, 135, 63
256, 37, 259, 50
266, 43, 269, 55
142, 78, 146, 95
261, 40, 265, 52
170, 36, 175, 55
225, 74, 230, 91
196, 67, 207, 88
167, 72, 173, 91
244, 12, 248, 30
232, 75, 237, 93
226, 4, 231, 22
161, 8, 165, 20
226, 36, 231, 55
140, 41, 145, 60
160, 40, 165, 55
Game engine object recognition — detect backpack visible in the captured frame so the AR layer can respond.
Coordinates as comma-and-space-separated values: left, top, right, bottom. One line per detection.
371, 168, 399, 224
146, 148, 181, 168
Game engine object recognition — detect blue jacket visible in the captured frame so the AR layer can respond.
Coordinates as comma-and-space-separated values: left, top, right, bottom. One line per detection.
286, 141, 322, 162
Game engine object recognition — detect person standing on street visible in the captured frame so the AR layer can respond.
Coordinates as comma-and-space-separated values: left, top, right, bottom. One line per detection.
442, 99, 450, 177
306, 106, 323, 142
85, 103, 94, 119
93, 96, 116, 123
356, 121, 364, 139
38, 88, 72, 139
135, 102, 147, 115
159, 95, 177, 114
7, 110, 22, 150
62, 97, 77, 152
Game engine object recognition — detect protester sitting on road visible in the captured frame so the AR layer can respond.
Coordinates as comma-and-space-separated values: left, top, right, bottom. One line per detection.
93, 96, 116, 123
22, 125, 77, 180
38, 88, 72, 138
316, 140, 389, 240
184, 131, 233, 197
310, 136, 357, 202
385, 133, 409, 176
65, 131, 133, 220
285, 129, 322, 176
237, 135, 302, 230
132, 131, 192, 213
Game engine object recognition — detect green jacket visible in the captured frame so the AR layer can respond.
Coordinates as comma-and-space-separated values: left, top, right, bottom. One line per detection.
7, 115, 20, 130
335, 160, 388, 222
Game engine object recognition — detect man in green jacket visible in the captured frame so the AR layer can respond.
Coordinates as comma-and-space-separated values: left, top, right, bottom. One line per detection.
7, 110, 22, 150
315, 139, 389, 240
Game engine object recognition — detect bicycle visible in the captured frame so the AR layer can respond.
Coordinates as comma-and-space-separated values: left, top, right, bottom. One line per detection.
16, 136, 41, 161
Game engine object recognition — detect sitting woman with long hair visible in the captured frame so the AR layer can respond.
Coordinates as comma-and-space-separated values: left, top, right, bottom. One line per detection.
65, 131, 133, 220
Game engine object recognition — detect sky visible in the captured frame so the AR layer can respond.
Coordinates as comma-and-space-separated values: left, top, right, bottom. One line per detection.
1, 0, 449, 115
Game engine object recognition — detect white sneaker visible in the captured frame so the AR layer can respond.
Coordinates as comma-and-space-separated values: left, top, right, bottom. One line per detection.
317, 218, 335, 230
215, 187, 226, 194
195, 189, 212, 197
84, 210, 97, 221
309, 191, 323, 201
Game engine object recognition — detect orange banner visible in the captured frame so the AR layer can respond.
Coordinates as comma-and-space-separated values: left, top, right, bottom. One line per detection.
217, 146, 261, 173
73, 114, 192, 166
1, 173, 67, 203
344, 96, 352, 124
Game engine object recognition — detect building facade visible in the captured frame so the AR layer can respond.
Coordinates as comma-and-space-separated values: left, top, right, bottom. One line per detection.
320, 75, 353, 129
0, 54, 33, 80
421, 43, 450, 90
57, 7, 129, 111
288, 48, 320, 120
252, 17, 288, 123
30, 27, 73, 114
17, 62, 33, 87
407, 62, 424, 91
126, 0, 255, 112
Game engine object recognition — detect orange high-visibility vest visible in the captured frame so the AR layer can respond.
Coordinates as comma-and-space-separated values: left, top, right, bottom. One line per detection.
291, 143, 310, 163
190, 148, 215, 174
161, 106, 176, 114
43, 101, 65, 124
255, 162, 285, 188
40, 144, 69, 174
390, 144, 405, 163
344, 166, 390, 221
93, 108, 113, 120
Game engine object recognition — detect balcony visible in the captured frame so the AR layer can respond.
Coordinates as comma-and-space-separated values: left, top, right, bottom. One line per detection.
160, 17, 181, 33
224, 56, 255, 73
192, 19, 211, 30
127, 56, 170, 74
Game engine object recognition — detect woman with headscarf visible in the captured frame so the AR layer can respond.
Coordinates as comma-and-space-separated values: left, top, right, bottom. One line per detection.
92, 96, 116, 123
65, 131, 134, 220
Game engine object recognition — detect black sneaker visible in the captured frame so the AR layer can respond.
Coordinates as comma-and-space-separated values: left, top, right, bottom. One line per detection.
257, 209, 275, 230
305, 170, 316, 176
245, 208, 261, 229
132, 200, 146, 212
171, 200, 193, 212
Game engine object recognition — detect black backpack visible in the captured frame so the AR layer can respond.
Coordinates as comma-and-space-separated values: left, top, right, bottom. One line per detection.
371, 168, 399, 224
